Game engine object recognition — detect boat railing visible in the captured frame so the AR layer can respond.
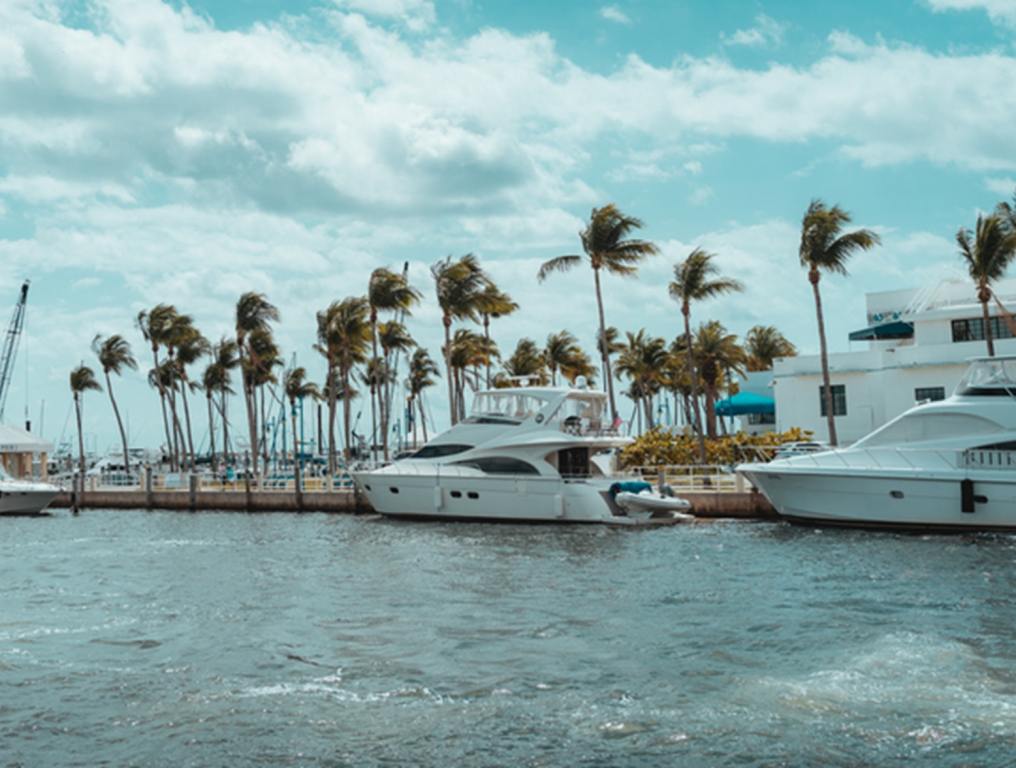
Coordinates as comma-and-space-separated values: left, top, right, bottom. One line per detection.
630, 465, 744, 493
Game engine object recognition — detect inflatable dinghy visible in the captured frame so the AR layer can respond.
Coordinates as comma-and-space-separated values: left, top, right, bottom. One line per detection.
614, 490, 694, 520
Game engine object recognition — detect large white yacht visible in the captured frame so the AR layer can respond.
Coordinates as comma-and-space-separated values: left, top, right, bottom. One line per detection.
0, 465, 59, 515
739, 356, 1016, 530
351, 380, 671, 524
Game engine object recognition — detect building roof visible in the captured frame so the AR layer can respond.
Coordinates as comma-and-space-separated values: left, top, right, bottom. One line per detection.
0, 423, 52, 453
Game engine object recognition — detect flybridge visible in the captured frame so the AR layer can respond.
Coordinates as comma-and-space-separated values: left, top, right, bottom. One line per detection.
0, 280, 29, 422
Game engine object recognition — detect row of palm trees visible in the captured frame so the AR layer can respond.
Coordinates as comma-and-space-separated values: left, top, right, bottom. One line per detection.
68, 190, 1016, 481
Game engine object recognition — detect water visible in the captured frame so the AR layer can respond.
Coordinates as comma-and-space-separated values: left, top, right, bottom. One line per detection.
2, 512, 1016, 767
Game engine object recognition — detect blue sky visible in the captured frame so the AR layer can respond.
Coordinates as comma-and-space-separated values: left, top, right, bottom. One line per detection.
2, 0, 1016, 453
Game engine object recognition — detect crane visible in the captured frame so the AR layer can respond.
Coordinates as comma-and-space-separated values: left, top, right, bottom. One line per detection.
0, 280, 29, 423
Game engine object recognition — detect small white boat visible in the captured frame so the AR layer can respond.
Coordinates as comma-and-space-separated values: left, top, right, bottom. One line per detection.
614, 489, 694, 520
0, 471, 58, 515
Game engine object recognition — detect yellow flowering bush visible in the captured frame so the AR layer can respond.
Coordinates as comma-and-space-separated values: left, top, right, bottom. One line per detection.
619, 427, 814, 468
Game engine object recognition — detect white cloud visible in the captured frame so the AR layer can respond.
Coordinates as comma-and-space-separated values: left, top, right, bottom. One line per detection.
722, 14, 787, 48
599, 5, 632, 25
986, 177, 1016, 198
333, 0, 435, 31
689, 186, 714, 205
926, 0, 1016, 27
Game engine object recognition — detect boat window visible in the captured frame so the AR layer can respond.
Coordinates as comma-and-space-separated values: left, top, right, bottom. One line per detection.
956, 358, 1016, 396
856, 413, 1002, 448
450, 457, 541, 475
411, 443, 473, 459
465, 392, 550, 423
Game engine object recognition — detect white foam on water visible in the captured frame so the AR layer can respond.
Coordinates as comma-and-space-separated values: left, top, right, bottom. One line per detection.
746, 631, 1016, 743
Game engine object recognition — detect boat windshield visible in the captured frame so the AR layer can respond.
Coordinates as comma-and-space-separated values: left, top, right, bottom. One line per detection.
956, 358, 1016, 397
547, 393, 608, 433
465, 392, 550, 424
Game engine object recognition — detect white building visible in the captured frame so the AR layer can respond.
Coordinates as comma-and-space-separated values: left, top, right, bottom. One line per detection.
772, 278, 1016, 444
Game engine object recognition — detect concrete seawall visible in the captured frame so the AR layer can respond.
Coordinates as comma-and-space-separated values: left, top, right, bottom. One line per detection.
50, 489, 775, 518
51, 490, 366, 513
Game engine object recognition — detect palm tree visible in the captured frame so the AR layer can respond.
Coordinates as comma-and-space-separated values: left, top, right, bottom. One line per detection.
431, 254, 490, 425
377, 319, 416, 457
544, 331, 580, 386
204, 338, 239, 465
668, 249, 743, 460
317, 297, 371, 469
283, 367, 320, 503
956, 213, 1016, 357
407, 348, 440, 446
799, 200, 881, 446
614, 330, 667, 431
69, 365, 101, 488
245, 327, 282, 473
235, 292, 279, 480
744, 325, 797, 371
538, 204, 659, 421
503, 338, 548, 383
136, 304, 178, 469
91, 334, 137, 477
169, 320, 209, 470
476, 284, 518, 387
446, 329, 491, 419
368, 268, 421, 460
693, 321, 746, 437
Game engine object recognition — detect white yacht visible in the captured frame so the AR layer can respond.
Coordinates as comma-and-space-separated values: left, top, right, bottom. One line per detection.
351, 380, 684, 524
739, 356, 1016, 531
0, 465, 59, 515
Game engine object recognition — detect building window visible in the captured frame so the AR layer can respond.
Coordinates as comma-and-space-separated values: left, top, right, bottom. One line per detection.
747, 413, 776, 425
819, 385, 847, 417
915, 386, 946, 402
952, 317, 1016, 343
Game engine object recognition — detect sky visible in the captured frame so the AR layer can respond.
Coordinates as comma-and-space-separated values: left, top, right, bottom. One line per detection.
2, 0, 1016, 454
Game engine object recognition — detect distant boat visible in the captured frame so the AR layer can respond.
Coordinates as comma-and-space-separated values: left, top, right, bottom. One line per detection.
0, 465, 58, 515
739, 356, 1016, 531
352, 378, 690, 524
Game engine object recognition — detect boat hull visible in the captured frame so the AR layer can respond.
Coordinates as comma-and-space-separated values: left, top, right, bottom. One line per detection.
0, 485, 58, 515
740, 464, 1016, 531
352, 471, 644, 524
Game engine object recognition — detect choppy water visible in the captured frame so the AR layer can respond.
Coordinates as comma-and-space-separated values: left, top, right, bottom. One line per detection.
2, 512, 1016, 766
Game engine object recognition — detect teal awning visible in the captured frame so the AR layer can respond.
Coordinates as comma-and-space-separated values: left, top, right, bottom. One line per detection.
715, 391, 775, 416
848, 320, 914, 341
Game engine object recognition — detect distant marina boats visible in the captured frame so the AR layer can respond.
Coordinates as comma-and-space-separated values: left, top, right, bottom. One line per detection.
739, 356, 1016, 530
351, 378, 692, 524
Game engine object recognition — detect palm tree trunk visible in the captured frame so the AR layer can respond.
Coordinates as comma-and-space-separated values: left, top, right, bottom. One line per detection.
483, 315, 492, 388
642, 395, 653, 431
237, 339, 259, 481
220, 391, 230, 463
593, 267, 617, 421
103, 371, 131, 478
291, 403, 302, 505
682, 307, 707, 462
75, 393, 86, 485
179, 377, 196, 470
443, 317, 456, 426
811, 270, 838, 446
150, 346, 176, 471
981, 288, 996, 357
370, 316, 380, 462
342, 368, 352, 462
420, 397, 429, 443
326, 365, 336, 475
206, 393, 216, 469
705, 387, 717, 438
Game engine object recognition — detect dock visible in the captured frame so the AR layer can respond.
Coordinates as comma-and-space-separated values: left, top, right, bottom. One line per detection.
49, 487, 776, 519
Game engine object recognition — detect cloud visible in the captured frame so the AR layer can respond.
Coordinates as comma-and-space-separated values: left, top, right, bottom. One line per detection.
722, 14, 787, 48
332, 0, 435, 31
986, 177, 1016, 198
599, 5, 632, 25
925, 0, 1016, 27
